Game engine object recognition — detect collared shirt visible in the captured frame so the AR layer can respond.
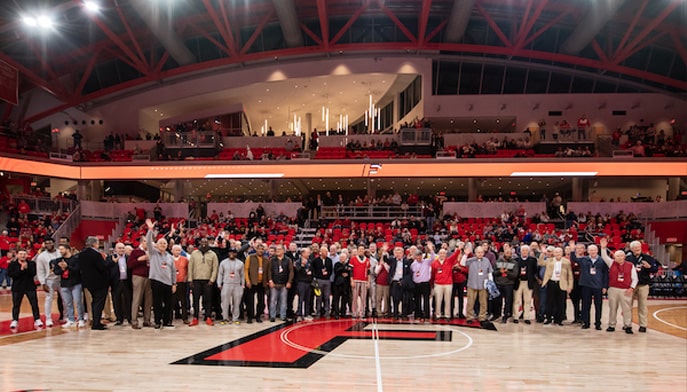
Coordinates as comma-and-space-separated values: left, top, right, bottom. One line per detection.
117, 254, 127, 280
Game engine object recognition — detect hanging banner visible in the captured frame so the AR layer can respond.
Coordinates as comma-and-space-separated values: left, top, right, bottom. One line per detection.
0, 60, 19, 105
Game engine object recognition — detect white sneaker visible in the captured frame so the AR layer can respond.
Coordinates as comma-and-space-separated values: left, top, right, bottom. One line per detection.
62, 321, 75, 328
304, 316, 314, 321
10, 320, 18, 329
34, 319, 44, 328
77, 320, 86, 328
46, 319, 54, 327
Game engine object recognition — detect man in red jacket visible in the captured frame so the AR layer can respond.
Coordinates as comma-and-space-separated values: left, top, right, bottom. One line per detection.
431, 249, 453, 319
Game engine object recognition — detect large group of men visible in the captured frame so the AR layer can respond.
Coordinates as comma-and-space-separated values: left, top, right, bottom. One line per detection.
6, 219, 659, 335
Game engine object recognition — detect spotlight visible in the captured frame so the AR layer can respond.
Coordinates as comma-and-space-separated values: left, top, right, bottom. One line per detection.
37, 15, 54, 29
83, 0, 100, 13
22, 15, 38, 27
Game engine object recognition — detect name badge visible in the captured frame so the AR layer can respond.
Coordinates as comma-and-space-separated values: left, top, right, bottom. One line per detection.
323, 269, 328, 275
161, 263, 167, 269
229, 272, 235, 279
258, 267, 263, 274
415, 271, 420, 277
438, 268, 442, 274
478, 269, 484, 276
501, 272, 507, 278
618, 272, 624, 282
278, 266, 283, 273
520, 267, 526, 276
636, 265, 642, 272
553, 271, 561, 279
590, 267, 596, 275
119, 265, 126, 273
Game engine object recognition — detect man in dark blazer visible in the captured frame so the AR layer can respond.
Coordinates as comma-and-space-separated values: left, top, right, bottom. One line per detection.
513, 244, 539, 324
78, 236, 110, 330
109, 242, 132, 326
386, 246, 414, 319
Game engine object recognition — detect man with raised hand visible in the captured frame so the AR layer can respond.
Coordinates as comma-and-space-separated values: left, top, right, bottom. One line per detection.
600, 238, 637, 334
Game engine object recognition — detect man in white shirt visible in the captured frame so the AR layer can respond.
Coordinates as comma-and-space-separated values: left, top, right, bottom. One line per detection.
36, 237, 62, 327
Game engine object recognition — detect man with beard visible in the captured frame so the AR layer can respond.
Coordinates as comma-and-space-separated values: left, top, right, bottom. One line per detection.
188, 237, 218, 326
36, 237, 63, 327
52, 244, 85, 328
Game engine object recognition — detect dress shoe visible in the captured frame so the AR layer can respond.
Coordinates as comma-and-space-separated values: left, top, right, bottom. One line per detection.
625, 327, 634, 334
255, 317, 263, 323
270, 318, 276, 322
512, 319, 519, 324
581, 324, 590, 329
501, 317, 507, 324
543, 319, 551, 325
247, 318, 253, 324
524, 320, 531, 325
114, 321, 123, 326
555, 321, 564, 326
91, 324, 107, 330
143, 322, 152, 327
606, 327, 615, 332
595, 325, 602, 330
154, 324, 162, 329
131, 323, 141, 330
639, 327, 647, 333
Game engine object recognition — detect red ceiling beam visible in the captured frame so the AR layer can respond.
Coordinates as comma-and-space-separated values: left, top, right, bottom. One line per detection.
113, 1, 147, 69
330, 2, 370, 45
378, 1, 418, 44
613, 1, 679, 63
201, 0, 237, 57
72, 53, 98, 98
25, 41, 61, 83
475, 2, 512, 47
188, 22, 233, 57
591, 39, 608, 63
153, 52, 170, 75
417, 0, 433, 45
87, 14, 150, 74
614, 0, 648, 59
0, 51, 67, 100
517, 0, 534, 39
425, 19, 447, 43
316, 0, 330, 50
520, 9, 572, 48
515, 0, 548, 48
670, 33, 687, 67
613, 31, 667, 65
239, 10, 276, 56
300, 23, 323, 46
218, 0, 238, 56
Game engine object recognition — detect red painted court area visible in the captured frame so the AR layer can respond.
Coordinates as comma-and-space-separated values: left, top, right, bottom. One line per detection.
206, 320, 439, 362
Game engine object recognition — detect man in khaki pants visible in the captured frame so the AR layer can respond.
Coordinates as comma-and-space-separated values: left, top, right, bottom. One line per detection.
601, 238, 638, 334
460, 244, 493, 326
625, 241, 658, 333
128, 237, 153, 329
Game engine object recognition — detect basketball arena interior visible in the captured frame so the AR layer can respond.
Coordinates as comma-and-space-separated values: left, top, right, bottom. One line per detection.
0, 0, 686, 391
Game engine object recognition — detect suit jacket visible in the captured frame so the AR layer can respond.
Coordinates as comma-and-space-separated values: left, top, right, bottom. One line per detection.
541, 257, 574, 291
78, 247, 110, 291
245, 253, 270, 286
387, 255, 413, 289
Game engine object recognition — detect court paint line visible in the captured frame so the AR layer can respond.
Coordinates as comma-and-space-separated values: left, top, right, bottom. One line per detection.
652, 306, 687, 331
372, 319, 383, 392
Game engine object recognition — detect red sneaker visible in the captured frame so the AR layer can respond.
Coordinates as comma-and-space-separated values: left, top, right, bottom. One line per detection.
189, 318, 199, 326
205, 318, 214, 326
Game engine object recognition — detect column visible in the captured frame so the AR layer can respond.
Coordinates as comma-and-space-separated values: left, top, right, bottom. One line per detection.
467, 178, 478, 201
667, 177, 679, 201
77, 180, 90, 201
305, 112, 312, 151
571, 177, 584, 202
173, 180, 185, 202
270, 180, 278, 201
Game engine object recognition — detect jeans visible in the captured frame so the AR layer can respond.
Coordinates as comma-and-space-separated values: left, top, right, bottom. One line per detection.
0, 268, 10, 287
315, 279, 332, 316
60, 284, 85, 322
44, 278, 64, 320
269, 285, 288, 319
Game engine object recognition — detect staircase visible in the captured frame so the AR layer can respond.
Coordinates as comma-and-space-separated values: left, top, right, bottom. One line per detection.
644, 223, 669, 268
294, 220, 317, 247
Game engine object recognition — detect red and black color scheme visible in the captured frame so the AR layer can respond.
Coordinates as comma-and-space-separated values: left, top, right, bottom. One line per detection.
172, 318, 495, 368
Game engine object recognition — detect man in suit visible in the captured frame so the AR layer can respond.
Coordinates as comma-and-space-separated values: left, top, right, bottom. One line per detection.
387, 246, 414, 319
109, 242, 132, 326
78, 236, 110, 330
540, 247, 574, 326
569, 241, 608, 330
512, 244, 538, 324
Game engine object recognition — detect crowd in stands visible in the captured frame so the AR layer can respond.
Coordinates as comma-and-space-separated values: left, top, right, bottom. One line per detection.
614, 123, 687, 157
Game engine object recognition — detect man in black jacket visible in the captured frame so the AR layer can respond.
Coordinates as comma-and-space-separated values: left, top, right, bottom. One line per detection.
387, 246, 414, 320
512, 244, 538, 324
78, 236, 110, 330
8, 249, 42, 330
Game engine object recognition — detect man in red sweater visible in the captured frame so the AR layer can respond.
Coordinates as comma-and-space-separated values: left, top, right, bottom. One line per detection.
449, 243, 466, 319
128, 237, 153, 329
600, 238, 637, 334
431, 249, 453, 319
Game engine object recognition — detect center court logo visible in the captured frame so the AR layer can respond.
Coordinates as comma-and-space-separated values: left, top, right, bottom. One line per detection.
172, 319, 480, 368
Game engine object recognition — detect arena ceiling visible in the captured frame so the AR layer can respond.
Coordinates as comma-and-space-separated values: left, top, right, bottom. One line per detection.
1, 0, 686, 124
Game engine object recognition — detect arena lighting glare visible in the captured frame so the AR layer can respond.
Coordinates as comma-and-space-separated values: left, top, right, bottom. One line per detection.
510, 171, 598, 177
204, 173, 285, 179
83, 0, 101, 13
22, 15, 38, 27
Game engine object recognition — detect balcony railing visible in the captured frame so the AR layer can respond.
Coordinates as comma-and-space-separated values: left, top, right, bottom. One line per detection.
320, 205, 423, 220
